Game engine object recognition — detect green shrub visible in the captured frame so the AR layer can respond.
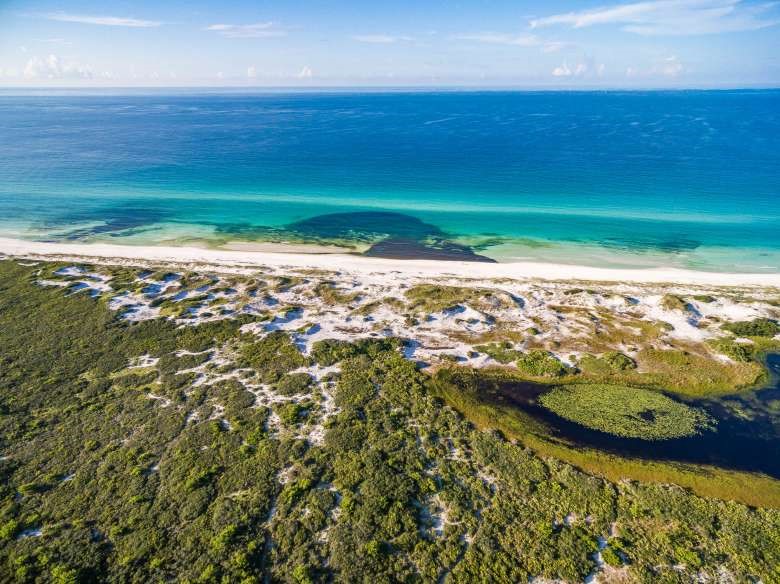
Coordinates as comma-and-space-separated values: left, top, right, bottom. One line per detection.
722, 318, 780, 338
516, 350, 567, 378
578, 351, 636, 375
278, 403, 306, 425
291, 564, 314, 584
601, 546, 623, 567
310, 339, 358, 366
276, 372, 312, 396
50, 565, 79, 584
0, 519, 19, 540
711, 339, 753, 362
405, 284, 514, 313
314, 281, 360, 305
603, 351, 636, 371
280, 478, 313, 506
475, 342, 523, 364
661, 294, 689, 311
692, 295, 716, 303
310, 338, 400, 367
240, 331, 306, 382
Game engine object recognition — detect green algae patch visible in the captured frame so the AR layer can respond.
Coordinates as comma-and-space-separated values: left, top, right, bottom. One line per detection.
540, 383, 714, 440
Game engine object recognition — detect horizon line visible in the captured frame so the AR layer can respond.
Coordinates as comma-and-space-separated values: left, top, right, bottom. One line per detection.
1, 84, 779, 93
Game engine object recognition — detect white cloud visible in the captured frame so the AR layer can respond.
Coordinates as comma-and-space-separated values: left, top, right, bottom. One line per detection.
530, 0, 780, 36
454, 32, 541, 46
655, 55, 685, 76
44, 12, 160, 28
552, 57, 605, 78
23, 54, 93, 79
206, 22, 286, 38
297, 66, 313, 79
541, 41, 570, 53
352, 34, 412, 43
454, 32, 570, 54
623, 56, 685, 78
247, 66, 258, 79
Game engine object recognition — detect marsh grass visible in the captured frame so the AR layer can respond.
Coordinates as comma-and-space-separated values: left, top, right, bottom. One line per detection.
631, 348, 766, 396
429, 370, 780, 508
539, 384, 713, 440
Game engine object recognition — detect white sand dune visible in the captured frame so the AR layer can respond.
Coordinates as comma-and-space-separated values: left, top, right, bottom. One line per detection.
1, 237, 779, 287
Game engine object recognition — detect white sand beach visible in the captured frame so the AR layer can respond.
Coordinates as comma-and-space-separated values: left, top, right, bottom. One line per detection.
1, 237, 779, 287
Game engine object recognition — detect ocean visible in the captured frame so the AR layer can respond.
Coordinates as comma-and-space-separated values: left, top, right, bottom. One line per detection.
1, 88, 779, 272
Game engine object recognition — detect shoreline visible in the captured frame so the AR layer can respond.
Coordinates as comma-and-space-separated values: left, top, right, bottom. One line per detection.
1, 237, 780, 287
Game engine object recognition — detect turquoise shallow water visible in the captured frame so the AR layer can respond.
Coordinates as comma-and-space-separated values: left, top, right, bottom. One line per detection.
0, 89, 779, 271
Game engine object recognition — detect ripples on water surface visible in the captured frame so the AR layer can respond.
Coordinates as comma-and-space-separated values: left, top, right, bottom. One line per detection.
0, 89, 778, 270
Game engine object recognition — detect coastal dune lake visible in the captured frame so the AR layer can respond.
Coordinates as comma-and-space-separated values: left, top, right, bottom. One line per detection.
486, 354, 780, 478
1, 89, 779, 271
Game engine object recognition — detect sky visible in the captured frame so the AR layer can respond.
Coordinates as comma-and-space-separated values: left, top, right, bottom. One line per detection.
0, 0, 779, 88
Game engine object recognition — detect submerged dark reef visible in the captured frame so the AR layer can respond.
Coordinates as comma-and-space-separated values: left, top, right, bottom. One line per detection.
46, 206, 498, 262
288, 211, 496, 262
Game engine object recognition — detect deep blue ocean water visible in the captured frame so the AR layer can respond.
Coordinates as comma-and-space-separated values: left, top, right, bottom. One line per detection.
1, 89, 778, 271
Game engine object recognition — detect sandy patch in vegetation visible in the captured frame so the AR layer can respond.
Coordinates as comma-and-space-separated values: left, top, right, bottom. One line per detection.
23, 259, 780, 399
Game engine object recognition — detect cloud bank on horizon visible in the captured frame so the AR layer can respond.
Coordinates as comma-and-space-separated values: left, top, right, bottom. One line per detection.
0, 0, 778, 87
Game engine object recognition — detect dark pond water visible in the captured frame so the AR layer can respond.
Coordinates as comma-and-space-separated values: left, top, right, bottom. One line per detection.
487, 354, 780, 478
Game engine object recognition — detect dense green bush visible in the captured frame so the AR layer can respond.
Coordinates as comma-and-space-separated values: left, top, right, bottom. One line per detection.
516, 350, 568, 378
240, 331, 307, 382
475, 342, 523, 364
711, 339, 754, 362
0, 260, 778, 583
310, 338, 400, 367
275, 372, 313, 396
722, 318, 780, 338
578, 351, 636, 375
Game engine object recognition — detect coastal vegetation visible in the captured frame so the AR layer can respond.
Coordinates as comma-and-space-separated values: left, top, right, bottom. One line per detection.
515, 349, 569, 378
429, 367, 780, 509
404, 284, 516, 313
577, 351, 637, 374
539, 383, 714, 439
723, 317, 780, 338
2, 259, 780, 581
660, 293, 690, 311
